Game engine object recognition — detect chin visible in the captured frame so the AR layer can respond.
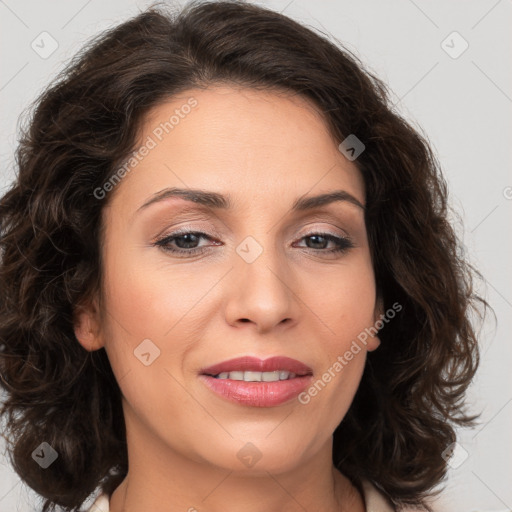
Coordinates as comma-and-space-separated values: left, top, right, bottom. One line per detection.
197, 438, 312, 475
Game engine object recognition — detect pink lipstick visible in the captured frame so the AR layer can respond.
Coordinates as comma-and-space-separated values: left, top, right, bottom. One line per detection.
199, 356, 313, 407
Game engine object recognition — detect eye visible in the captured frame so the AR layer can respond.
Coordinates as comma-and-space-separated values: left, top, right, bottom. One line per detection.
293, 232, 354, 253
152, 230, 354, 257
153, 230, 218, 256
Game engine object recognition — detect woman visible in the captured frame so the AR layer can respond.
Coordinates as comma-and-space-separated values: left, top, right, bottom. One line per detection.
0, 2, 486, 511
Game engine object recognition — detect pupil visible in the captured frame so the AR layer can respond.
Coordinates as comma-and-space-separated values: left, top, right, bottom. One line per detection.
308, 235, 327, 249
177, 233, 198, 249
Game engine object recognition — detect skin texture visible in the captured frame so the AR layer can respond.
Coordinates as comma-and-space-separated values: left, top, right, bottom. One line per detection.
74, 85, 382, 512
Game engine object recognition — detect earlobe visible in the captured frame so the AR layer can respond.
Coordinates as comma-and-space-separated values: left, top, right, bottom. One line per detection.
367, 295, 384, 352
366, 335, 381, 352
73, 297, 104, 352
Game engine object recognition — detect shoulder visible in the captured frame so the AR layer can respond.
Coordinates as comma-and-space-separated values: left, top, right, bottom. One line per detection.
361, 479, 396, 512
86, 493, 110, 512
360, 480, 426, 512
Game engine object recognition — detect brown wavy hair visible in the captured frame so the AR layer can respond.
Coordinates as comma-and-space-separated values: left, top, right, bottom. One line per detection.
0, 1, 488, 511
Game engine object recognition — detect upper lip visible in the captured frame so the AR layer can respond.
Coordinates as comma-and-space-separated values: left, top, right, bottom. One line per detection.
200, 356, 313, 376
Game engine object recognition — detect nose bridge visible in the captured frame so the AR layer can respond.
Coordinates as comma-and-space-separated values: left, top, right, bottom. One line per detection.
229, 198, 285, 269
235, 231, 288, 292
225, 229, 297, 330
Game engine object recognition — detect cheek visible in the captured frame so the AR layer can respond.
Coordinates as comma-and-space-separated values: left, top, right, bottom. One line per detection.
99, 248, 201, 435
101, 237, 193, 341
98, 238, 171, 389
99, 233, 219, 400
299, 256, 376, 415
310, 255, 377, 347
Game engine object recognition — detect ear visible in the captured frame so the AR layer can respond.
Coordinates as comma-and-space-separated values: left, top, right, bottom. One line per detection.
367, 295, 384, 353
73, 295, 105, 352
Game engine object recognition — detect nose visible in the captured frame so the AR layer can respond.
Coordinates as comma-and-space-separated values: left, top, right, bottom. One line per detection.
224, 237, 299, 334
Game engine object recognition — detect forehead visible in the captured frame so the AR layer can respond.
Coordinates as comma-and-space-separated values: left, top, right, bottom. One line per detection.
108, 85, 365, 215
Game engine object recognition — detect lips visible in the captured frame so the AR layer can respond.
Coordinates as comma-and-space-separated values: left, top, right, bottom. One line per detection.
200, 356, 313, 377
199, 356, 313, 407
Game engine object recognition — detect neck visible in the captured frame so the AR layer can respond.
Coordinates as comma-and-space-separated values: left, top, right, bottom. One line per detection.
109, 404, 365, 512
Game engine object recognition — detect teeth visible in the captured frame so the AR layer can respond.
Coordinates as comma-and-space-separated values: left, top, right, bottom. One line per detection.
214, 370, 297, 381
244, 371, 262, 381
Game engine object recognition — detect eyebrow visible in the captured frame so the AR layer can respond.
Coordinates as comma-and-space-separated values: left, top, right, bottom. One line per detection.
136, 187, 365, 215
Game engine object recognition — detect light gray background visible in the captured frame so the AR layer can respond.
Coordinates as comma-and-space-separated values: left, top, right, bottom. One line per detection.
1, 1, 511, 511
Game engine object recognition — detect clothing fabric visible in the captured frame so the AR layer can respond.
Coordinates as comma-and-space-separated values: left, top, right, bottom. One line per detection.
361, 480, 396, 511
87, 479, 395, 511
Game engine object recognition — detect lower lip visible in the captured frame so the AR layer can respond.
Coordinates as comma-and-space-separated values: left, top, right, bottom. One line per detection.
199, 375, 313, 407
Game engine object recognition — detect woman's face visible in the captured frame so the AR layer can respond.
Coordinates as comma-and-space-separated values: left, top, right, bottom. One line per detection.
76, 85, 381, 475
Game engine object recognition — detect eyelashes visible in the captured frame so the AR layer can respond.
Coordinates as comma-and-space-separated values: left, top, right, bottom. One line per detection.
152, 229, 355, 258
